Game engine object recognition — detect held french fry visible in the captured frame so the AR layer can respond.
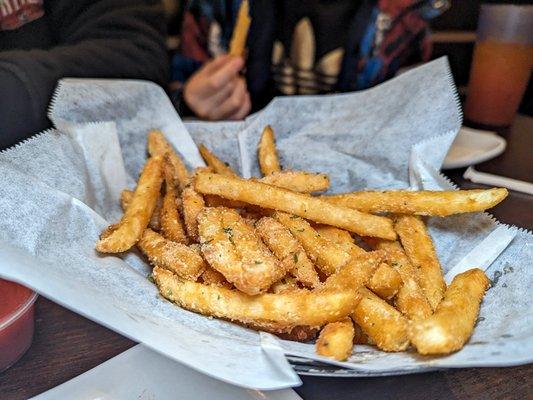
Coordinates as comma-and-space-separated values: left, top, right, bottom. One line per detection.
137, 229, 205, 280
258, 170, 330, 193
198, 144, 236, 176
228, 0, 251, 57
410, 268, 490, 355
96, 156, 164, 253
148, 130, 189, 189
323, 188, 508, 216
198, 207, 289, 295
154, 266, 359, 328
256, 217, 320, 288
160, 162, 188, 244
351, 288, 409, 352
316, 318, 355, 361
373, 240, 433, 320
395, 215, 446, 310
195, 172, 396, 239
275, 212, 352, 276
258, 125, 281, 176
367, 263, 402, 300
181, 186, 205, 241
121, 189, 162, 231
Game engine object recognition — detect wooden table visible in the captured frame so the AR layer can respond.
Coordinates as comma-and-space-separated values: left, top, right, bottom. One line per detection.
1, 117, 532, 400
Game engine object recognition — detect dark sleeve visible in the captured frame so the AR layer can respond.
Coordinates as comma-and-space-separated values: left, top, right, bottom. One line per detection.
0, 0, 168, 150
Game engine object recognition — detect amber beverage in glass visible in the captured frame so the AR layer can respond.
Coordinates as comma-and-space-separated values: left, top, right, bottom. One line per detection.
464, 5, 533, 128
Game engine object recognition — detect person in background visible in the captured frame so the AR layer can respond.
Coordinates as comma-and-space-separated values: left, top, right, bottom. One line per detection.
0, 0, 168, 150
169, 0, 448, 121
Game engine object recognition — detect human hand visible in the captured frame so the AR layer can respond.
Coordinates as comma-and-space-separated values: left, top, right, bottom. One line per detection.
183, 55, 251, 120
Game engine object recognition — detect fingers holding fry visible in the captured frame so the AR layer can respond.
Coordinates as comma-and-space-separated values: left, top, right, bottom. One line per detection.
96, 156, 164, 253
410, 268, 489, 355
316, 318, 355, 361
258, 125, 281, 176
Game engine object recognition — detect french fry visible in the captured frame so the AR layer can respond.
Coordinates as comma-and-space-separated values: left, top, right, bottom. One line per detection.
367, 263, 402, 300
395, 215, 446, 311
195, 172, 396, 239
353, 322, 372, 345
121, 189, 162, 232
228, 0, 251, 57
258, 125, 281, 176
372, 240, 433, 320
351, 288, 409, 352
148, 130, 189, 189
270, 276, 300, 294
181, 186, 205, 242
410, 268, 490, 355
154, 266, 359, 327
204, 194, 247, 209
137, 229, 205, 280
198, 207, 289, 295
244, 321, 319, 341
316, 318, 355, 361
198, 144, 236, 176
96, 156, 164, 253
160, 162, 188, 244
256, 217, 320, 288
323, 251, 384, 290
323, 188, 508, 216
200, 265, 232, 288
258, 170, 330, 193
314, 225, 366, 257
275, 212, 351, 276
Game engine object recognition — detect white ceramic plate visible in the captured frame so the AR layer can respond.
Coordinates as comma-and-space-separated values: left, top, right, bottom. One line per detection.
442, 127, 506, 170
31, 345, 301, 400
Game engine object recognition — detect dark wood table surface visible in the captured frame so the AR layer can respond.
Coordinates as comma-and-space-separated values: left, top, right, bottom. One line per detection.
1, 116, 531, 400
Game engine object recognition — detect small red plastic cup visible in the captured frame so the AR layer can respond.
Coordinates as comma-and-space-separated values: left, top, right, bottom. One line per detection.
0, 278, 38, 372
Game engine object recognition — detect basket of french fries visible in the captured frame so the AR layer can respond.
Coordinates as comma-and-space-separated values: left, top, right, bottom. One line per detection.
96, 127, 508, 361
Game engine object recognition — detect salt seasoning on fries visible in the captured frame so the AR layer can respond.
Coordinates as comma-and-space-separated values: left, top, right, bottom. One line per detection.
96, 155, 164, 253
97, 130, 508, 360
395, 215, 446, 310
410, 268, 490, 355
228, 0, 251, 57
258, 125, 281, 176
195, 172, 397, 239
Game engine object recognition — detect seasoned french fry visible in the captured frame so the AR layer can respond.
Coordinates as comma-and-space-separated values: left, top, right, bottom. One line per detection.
198, 144, 236, 176
200, 265, 232, 288
353, 322, 372, 345
121, 189, 162, 231
198, 207, 289, 295
351, 288, 409, 352
181, 186, 205, 242
275, 213, 351, 276
96, 156, 164, 253
395, 215, 446, 310
323, 188, 508, 216
258, 125, 281, 176
270, 276, 300, 294
195, 172, 396, 239
258, 170, 330, 193
160, 162, 188, 244
256, 216, 320, 288
148, 130, 189, 189
410, 268, 489, 355
323, 251, 384, 290
137, 229, 205, 280
228, 0, 251, 57
367, 263, 402, 300
314, 225, 366, 257
204, 194, 247, 209
372, 240, 433, 320
316, 318, 355, 361
154, 266, 359, 327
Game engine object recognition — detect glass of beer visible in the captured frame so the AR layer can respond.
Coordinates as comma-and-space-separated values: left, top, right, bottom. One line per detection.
464, 5, 533, 128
